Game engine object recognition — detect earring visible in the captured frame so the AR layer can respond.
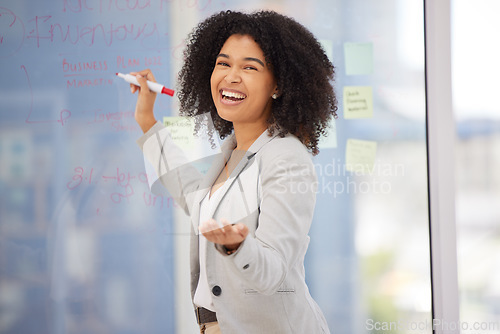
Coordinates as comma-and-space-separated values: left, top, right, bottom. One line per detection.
272, 93, 278, 99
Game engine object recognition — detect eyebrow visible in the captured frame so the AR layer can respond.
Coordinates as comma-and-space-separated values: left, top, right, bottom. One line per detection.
217, 53, 265, 68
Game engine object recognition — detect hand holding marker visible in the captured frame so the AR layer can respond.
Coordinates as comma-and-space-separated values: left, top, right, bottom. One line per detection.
116, 72, 175, 96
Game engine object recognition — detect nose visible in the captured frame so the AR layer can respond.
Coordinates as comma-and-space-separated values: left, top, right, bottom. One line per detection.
224, 67, 241, 84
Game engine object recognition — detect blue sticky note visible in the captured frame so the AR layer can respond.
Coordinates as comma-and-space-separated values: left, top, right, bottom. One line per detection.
344, 42, 374, 75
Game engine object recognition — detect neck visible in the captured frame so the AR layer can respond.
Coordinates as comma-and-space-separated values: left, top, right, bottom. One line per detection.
232, 121, 268, 151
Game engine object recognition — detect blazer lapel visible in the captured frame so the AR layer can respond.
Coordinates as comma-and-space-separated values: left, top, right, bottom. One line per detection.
191, 128, 280, 232
190, 134, 236, 232
207, 129, 279, 223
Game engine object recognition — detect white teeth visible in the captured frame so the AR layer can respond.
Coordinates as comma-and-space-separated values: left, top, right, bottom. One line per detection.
222, 90, 246, 99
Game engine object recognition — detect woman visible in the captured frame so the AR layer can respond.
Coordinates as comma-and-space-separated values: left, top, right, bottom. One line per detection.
132, 10, 337, 333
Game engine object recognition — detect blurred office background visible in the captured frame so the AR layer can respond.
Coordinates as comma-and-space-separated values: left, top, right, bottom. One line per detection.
452, 0, 500, 329
0, 0, 498, 333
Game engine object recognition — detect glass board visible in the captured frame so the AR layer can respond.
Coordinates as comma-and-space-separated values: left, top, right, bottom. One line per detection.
0, 0, 431, 333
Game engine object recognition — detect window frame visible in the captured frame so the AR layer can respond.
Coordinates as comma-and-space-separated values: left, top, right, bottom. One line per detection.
424, 0, 460, 331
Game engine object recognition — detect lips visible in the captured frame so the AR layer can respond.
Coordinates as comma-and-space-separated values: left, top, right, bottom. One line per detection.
220, 88, 246, 105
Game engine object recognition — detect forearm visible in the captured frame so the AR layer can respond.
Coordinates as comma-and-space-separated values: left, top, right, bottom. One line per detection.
138, 122, 204, 215
136, 114, 157, 134
130, 69, 158, 133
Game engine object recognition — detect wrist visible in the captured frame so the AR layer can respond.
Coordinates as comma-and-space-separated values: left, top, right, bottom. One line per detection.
223, 242, 241, 255
136, 116, 157, 133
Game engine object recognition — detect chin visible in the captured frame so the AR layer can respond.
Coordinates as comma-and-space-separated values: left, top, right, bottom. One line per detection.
215, 104, 240, 121
215, 109, 235, 123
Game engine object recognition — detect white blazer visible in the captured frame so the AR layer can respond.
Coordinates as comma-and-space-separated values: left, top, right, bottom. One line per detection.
138, 121, 330, 333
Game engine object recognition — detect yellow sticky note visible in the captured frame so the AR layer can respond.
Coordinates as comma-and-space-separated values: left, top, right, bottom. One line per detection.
163, 116, 195, 150
343, 86, 373, 119
318, 118, 337, 149
344, 42, 373, 75
345, 139, 377, 174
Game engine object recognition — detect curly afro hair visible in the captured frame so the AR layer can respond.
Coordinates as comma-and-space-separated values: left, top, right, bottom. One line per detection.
177, 10, 338, 155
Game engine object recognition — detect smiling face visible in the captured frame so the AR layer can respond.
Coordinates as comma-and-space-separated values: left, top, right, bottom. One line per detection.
210, 34, 278, 128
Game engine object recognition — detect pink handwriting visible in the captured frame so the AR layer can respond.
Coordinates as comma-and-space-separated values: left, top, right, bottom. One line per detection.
27, 15, 161, 48
67, 166, 149, 190
66, 77, 113, 89
67, 165, 179, 209
23, 65, 72, 126
160, 0, 213, 12
63, 0, 154, 13
117, 56, 139, 69
63, 58, 108, 73
84, 109, 139, 132
86, 109, 134, 124
0, 7, 25, 58
111, 121, 140, 132
185, 0, 211, 10
143, 192, 179, 209
61, 0, 216, 13
116, 55, 162, 69
67, 167, 94, 190
144, 55, 162, 66
102, 167, 139, 187
111, 184, 135, 203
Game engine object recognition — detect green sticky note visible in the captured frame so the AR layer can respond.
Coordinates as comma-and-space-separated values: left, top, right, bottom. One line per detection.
344, 42, 373, 75
163, 116, 195, 150
345, 139, 377, 174
343, 86, 373, 119
318, 118, 337, 149
319, 39, 334, 62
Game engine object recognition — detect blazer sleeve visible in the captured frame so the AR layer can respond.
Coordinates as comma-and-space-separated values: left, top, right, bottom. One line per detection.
137, 121, 204, 216
217, 142, 318, 295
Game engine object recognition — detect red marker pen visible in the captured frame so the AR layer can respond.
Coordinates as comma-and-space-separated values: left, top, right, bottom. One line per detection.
116, 72, 174, 96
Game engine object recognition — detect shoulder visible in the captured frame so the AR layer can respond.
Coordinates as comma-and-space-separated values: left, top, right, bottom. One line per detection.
257, 133, 316, 176
259, 133, 312, 163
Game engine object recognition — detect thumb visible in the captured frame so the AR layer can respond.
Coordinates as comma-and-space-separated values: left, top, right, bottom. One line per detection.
236, 223, 249, 238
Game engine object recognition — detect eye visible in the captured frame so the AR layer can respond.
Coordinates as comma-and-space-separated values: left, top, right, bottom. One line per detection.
217, 61, 230, 67
244, 66, 257, 71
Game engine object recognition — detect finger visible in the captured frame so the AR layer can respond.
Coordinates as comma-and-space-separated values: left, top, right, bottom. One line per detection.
220, 218, 237, 234
135, 74, 150, 94
201, 227, 224, 245
234, 223, 249, 238
207, 218, 219, 233
128, 71, 138, 93
220, 218, 233, 232
220, 218, 232, 227
128, 69, 156, 94
199, 219, 212, 234
131, 69, 156, 82
199, 219, 219, 234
